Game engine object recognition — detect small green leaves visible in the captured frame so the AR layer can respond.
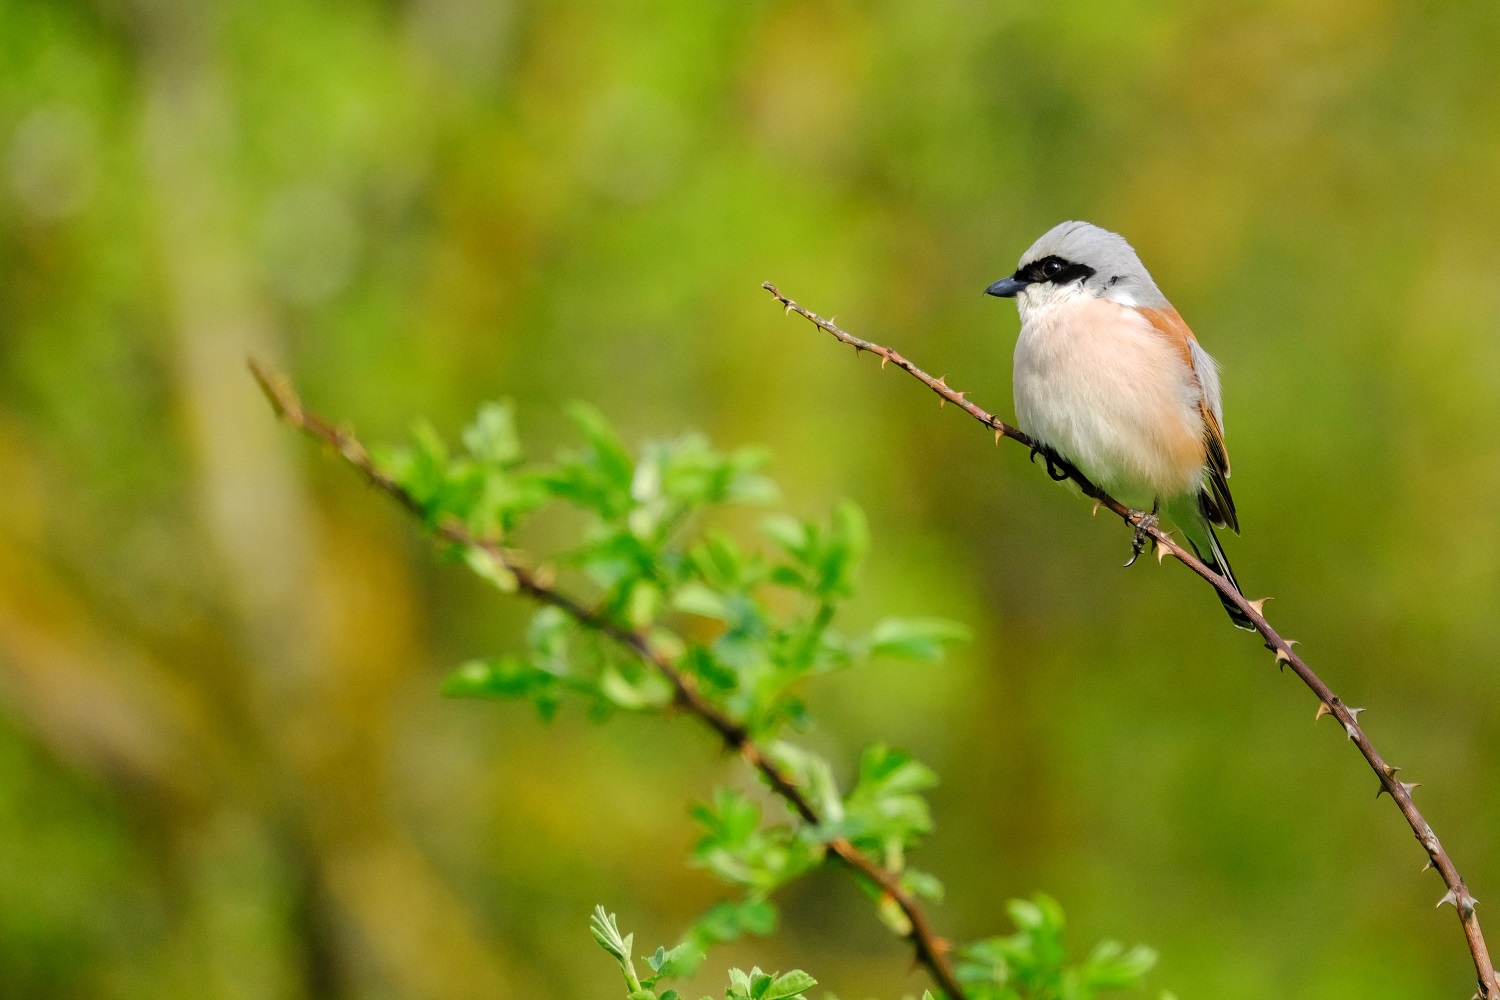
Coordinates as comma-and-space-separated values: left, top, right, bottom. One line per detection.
958, 893, 1159, 1000
591, 906, 710, 1000
690, 898, 778, 947
591, 905, 635, 966
764, 502, 868, 600
724, 966, 818, 1000
591, 906, 644, 996
644, 942, 707, 984
690, 789, 823, 894
462, 401, 523, 466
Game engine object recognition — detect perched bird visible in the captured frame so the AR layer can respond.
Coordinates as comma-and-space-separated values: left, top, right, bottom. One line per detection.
985, 221, 1252, 630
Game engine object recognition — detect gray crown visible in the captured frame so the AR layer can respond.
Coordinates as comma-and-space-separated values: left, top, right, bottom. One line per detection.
1020, 221, 1168, 308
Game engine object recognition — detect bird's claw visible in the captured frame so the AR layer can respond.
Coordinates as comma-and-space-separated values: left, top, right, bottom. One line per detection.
1124, 505, 1160, 568
1027, 444, 1072, 481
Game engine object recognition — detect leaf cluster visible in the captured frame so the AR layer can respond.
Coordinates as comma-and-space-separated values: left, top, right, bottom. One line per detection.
368, 401, 1168, 1000
957, 895, 1162, 1000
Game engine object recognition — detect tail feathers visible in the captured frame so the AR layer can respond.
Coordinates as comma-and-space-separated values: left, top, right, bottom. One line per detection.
1190, 521, 1255, 631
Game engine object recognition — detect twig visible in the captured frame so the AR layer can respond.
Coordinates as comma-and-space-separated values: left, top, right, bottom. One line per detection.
761, 282, 1498, 999
248, 361, 967, 1000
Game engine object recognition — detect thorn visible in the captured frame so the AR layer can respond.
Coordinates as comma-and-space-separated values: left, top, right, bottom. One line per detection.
1314, 702, 1333, 722
1439, 889, 1460, 909
1345, 722, 1358, 739
1377, 782, 1388, 799
1421, 859, 1435, 873
994, 428, 1002, 445
1247, 596, 1271, 616
1155, 544, 1171, 564
1092, 499, 1102, 517
1401, 781, 1422, 796
1348, 706, 1365, 721
1275, 647, 1292, 665
784, 302, 794, 314
1382, 763, 1401, 778
881, 355, 889, 369
936, 375, 949, 388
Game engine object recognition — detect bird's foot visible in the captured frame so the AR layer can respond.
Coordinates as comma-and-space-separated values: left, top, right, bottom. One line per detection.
1124, 502, 1161, 568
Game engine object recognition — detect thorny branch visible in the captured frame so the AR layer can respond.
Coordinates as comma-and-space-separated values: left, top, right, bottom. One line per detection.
761, 281, 1498, 1000
248, 362, 967, 1000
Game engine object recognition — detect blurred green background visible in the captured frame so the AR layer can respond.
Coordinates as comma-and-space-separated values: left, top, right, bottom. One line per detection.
3, 1, 1499, 997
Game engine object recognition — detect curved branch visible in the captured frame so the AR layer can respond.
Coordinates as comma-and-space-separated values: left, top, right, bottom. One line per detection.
761, 282, 1497, 999
249, 361, 966, 1000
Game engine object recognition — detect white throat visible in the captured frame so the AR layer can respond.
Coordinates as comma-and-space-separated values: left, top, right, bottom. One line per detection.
1015, 279, 1140, 324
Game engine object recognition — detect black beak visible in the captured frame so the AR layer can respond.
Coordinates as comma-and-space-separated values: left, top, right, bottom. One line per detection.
985, 275, 1029, 298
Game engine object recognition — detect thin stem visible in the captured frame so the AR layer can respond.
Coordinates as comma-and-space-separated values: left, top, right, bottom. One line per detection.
249, 361, 967, 1000
761, 282, 1497, 1000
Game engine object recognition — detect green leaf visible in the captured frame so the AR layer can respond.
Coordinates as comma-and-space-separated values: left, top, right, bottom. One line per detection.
865, 617, 970, 662
762, 970, 816, 1000
462, 401, 523, 466
463, 546, 518, 592
567, 401, 634, 491
599, 666, 673, 711
441, 656, 546, 700
643, 942, 705, 982
760, 515, 808, 559
671, 582, 730, 620
1081, 940, 1157, 990
590, 905, 633, 964
690, 899, 778, 948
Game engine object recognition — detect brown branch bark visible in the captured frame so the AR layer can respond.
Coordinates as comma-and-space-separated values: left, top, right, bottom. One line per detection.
761, 282, 1498, 1000
248, 361, 967, 1000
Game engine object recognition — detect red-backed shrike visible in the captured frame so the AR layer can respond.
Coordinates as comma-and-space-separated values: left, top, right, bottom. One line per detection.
986, 221, 1251, 630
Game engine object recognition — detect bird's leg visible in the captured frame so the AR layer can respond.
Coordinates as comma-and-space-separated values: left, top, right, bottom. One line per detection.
1124, 498, 1161, 568
1028, 442, 1073, 482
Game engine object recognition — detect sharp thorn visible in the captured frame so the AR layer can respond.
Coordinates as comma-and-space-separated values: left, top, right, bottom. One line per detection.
1155, 545, 1171, 564
1092, 499, 1102, 517
881, 355, 889, 369
1421, 859, 1435, 873
1247, 596, 1270, 616
1439, 889, 1459, 909
1383, 763, 1401, 778
1376, 783, 1388, 799
1402, 781, 1422, 795
1348, 706, 1366, 721
1314, 702, 1332, 722
1274, 648, 1292, 665
1345, 722, 1358, 739
994, 428, 1002, 445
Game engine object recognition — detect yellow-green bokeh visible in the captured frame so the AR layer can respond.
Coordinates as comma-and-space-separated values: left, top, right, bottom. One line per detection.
2, 2, 1498, 998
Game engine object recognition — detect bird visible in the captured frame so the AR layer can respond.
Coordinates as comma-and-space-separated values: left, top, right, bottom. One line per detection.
984, 221, 1252, 630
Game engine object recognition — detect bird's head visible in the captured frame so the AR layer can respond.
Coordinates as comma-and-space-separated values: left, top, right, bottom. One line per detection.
985, 221, 1168, 317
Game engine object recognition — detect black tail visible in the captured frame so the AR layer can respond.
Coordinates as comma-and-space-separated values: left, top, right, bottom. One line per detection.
1190, 523, 1255, 631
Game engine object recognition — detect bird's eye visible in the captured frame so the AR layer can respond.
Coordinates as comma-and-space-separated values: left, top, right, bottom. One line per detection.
1041, 259, 1064, 278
